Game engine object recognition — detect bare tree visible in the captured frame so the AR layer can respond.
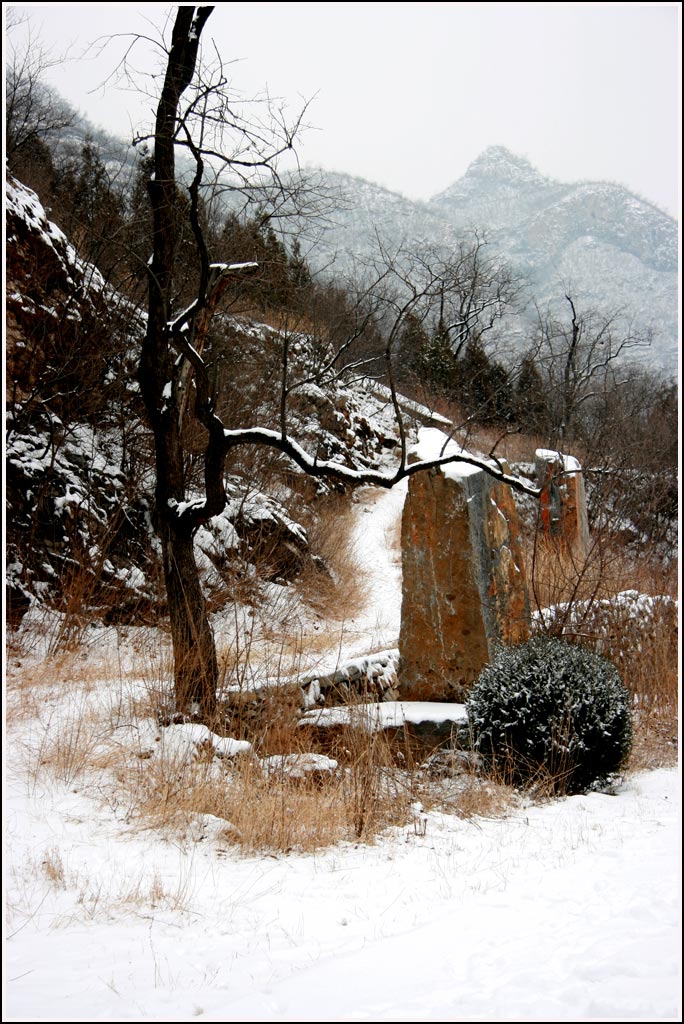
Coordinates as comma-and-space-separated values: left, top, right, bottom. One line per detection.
428, 233, 523, 360
5, 14, 76, 170
138, 6, 539, 718
531, 293, 652, 446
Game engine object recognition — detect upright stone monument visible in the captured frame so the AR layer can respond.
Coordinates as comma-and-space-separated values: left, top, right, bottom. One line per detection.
399, 430, 531, 701
535, 449, 590, 559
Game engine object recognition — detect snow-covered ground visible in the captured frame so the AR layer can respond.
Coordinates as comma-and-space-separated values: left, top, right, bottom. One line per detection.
3, 481, 681, 1022
4, 766, 680, 1022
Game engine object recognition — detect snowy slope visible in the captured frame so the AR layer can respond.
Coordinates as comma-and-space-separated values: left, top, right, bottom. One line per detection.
5, 175, 442, 623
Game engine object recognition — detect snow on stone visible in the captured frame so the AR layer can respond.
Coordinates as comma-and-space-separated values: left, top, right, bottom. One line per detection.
156, 723, 251, 764
301, 700, 468, 732
260, 752, 338, 779
185, 813, 240, 843
195, 511, 240, 562
6, 177, 105, 292
368, 381, 453, 428
109, 718, 162, 758
412, 426, 487, 478
536, 588, 678, 633
115, 565, 146, 590
299, 648, 399, 691
167, 496, 206, 519
536, 447, 582, 473
212, 735, 252, 759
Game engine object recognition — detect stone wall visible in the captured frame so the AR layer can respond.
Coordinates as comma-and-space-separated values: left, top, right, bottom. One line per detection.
399, 431, 530, 701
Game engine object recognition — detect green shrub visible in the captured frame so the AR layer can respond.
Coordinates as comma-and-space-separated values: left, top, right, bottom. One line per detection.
466, 637, 633, 794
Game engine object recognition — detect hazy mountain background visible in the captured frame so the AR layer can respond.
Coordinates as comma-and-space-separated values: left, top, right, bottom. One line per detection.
298, 147, 677, 373
47, 108, 681, 375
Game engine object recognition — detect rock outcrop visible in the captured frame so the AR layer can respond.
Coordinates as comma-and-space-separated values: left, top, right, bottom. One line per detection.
535, 449, 590, 559
399, 430, 530, 701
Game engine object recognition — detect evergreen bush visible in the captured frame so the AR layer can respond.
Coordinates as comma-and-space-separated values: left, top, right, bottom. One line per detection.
466, 637, 632, 794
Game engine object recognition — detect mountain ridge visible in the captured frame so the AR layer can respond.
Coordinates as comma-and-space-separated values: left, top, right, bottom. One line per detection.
38, 114, 681, 372
301, 147, 677, 372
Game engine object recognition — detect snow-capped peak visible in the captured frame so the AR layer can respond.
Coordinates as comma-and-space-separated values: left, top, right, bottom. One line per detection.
461, 145, 546, 186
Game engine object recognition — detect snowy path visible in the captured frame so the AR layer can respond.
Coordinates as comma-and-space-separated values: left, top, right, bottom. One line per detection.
343, 480, 407, 654
285, 481, 407, 679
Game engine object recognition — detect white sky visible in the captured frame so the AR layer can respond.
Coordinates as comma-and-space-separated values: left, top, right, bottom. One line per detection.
4, 2, 681, 216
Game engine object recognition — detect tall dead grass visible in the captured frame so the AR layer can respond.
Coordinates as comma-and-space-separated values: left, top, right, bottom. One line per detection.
109, 707, 421, 853
527, 528, 677, 615
525, 532, 678, 772
298, 492, 370, 622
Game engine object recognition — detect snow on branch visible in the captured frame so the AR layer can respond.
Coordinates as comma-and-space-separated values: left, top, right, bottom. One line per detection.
221, 426, 540, 497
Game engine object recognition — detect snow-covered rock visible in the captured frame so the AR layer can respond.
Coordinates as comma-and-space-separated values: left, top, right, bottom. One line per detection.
260, 752, 338, 781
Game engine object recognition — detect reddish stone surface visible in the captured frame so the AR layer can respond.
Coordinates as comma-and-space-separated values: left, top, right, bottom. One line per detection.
535, 450, 589, 559
399, 462, 530, 701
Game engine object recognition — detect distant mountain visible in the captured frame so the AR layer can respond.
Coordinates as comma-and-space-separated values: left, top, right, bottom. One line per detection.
47, 115, 679, 372
303, 147, 678, 373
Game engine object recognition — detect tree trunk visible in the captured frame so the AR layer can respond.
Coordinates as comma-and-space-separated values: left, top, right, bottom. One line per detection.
160, 520, 218, 719
138, 6, 219, 719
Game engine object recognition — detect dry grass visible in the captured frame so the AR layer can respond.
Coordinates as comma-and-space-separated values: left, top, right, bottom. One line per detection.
19, 847, 194, 924
6, 455, 677, 860
617, 608, 678, 772
298, 492, 370, 622
526, 528, 677, 615
204, 762, 351, 852
108, 719, 420, 853
35, 709, 107, 786
16, 689, 114, 794
10, 571, 675, 859
414, 401, 556, 467
104, 681, 425, 852
5, 644, 121, 750
41, 847, 67, 887
523, 531, 678, 772
461, 421, 553, 465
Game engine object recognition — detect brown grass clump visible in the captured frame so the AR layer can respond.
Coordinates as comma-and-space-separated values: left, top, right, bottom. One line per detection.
110, 717, 420, 853
212, 761, 350, 852
528, 545, 678, 773
34, 706, 108, 787
518, 505, 678, 776
41, 847, 67, 887
224, 721, 424, 851
460, 421, 553, 465
526, 527, 677, 618
617, 607, 678, 771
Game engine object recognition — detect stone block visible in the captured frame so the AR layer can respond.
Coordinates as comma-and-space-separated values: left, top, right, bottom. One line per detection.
535, 449, 590, 559
399, 430, 530, 701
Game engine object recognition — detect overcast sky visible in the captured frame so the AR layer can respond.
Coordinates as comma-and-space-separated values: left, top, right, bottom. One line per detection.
5, 2, 681, 216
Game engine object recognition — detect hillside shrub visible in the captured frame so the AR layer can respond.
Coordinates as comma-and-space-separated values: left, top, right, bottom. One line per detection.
466, 637, 632, 794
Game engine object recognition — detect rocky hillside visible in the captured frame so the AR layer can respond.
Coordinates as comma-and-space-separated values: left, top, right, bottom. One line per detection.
5, 177, 437, 627
304, 147, 678, 372
37, 107, 678, 369
33, 99, 679, 370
